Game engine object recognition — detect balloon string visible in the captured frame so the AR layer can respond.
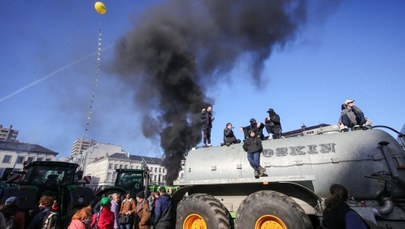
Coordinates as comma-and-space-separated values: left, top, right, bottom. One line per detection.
82, 22, 103, 141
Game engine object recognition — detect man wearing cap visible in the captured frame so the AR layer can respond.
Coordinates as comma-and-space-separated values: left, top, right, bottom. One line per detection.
91, 196, 114, 229
240, 118, 266, 140
265, 108, 282, 139
135, 191, 150, 229
1, 196, 25, 229
242, 130, 267, 178
340, 99, 370, 130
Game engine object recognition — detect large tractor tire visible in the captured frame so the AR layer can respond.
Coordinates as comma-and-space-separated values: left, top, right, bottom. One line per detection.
235, 190, 313, 229
176, 193, 231, 229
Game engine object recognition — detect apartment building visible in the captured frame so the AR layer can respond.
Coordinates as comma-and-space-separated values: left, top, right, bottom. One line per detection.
71, 143, 167, 188
0, 141, 57, 176
0, 125, 19, 142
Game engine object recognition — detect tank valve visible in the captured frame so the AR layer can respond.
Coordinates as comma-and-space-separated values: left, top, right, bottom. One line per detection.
372, 197, 394, 216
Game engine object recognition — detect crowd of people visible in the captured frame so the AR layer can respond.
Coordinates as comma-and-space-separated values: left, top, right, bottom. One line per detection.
0, 186, 174, 229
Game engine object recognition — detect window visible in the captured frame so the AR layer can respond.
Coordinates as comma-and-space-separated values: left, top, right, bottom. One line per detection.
124, 165, 128, 169
26, 157, 34, 164
45, 158, 51, 161
16, 156, 24, 164
109, 164, 112, 169
114, 164, 118, 169
159, 168, 161, 173
36, 158, 43, 161
155, 167, 157, 172
120, 165, 123, 169
2, 155, 12, 163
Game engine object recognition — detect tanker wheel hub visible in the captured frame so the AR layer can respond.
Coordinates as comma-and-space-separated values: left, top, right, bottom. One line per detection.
255, 215, 287, 229
183, 213, 207, 229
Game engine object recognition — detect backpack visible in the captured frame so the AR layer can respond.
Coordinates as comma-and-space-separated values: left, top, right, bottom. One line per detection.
5, 215, 17, 229
42, 211, 58, 229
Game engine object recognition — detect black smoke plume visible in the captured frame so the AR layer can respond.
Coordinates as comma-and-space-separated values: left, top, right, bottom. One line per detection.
112, 0, 307, 184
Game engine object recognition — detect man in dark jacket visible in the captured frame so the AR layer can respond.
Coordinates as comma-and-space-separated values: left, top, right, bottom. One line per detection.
154, 187, 173, 229
265, 108, 282, 139
340, 99, 370, 130
240, 118, 266, 140
26, 195, 54, 229
323, 184, 370, 229
222, 123, 241, 146
201, 105, 214, 147
242, 130, 267, 178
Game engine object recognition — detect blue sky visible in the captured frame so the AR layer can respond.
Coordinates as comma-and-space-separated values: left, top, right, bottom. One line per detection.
1, 0, 404, 159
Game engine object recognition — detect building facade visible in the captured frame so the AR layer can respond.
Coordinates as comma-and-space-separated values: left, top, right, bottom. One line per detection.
0, 141, 57, 177
70, 139, 96, 157
0, 125, 19, 142
71, 143, 167, 188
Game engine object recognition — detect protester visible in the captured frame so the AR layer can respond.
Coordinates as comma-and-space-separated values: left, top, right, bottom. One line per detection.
119, 192, 136, 229
68, 205, 92, 229
240, 118, 266, 140
135, 191, 150, 229
0, 196, 25, 229
221, 122, 241, 146
339, 99, 371, 130
111, 193, 121, 229
242, 130, 267, 178
201, 105, 214, 147
265, 108, 282, 139
91, 196, 114, 229
154, 187, 173, 229
323, 184, 370, 229
26, 195, 54, 229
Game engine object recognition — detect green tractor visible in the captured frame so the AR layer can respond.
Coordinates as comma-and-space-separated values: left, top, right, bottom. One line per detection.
0, 161, 94, 228
95, 169, 146, 198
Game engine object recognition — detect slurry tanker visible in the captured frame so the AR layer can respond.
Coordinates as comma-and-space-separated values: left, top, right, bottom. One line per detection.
173, 125, 405, 229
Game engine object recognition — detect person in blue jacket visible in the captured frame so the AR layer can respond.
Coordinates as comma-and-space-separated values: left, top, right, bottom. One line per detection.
153, 186, 174, 229
323, 184, 370, 229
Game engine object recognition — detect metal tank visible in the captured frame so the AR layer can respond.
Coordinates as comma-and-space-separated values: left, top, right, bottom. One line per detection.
173, 127, 405, 229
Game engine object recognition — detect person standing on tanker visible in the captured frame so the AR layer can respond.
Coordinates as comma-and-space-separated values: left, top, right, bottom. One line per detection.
240, 118, 266, 140
222, 122, 241, 146
242, 130, 267, 178
265, 108, 282, 139
201, 105, 214, 147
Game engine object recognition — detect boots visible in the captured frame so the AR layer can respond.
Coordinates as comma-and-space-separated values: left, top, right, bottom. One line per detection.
254, 170, 259, 179
258, 166, 268, 177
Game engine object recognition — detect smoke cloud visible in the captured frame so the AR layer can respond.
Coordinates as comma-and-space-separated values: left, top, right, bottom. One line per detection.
112, 0, 307, 184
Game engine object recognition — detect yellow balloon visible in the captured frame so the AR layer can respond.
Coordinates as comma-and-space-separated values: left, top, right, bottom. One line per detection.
94, 1, 106, 15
